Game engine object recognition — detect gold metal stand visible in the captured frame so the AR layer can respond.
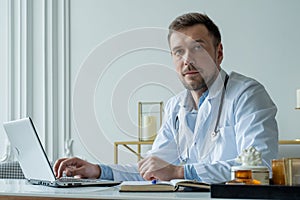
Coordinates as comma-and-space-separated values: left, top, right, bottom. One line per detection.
114, 140, 154, 164
113, 102, 163, 164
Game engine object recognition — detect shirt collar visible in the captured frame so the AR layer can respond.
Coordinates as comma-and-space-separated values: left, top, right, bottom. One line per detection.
179, 69, 228, 111
179, 89, 208, 112
198, 90, 209, 108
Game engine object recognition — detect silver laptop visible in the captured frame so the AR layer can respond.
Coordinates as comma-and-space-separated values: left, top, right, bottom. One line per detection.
3, 117, 120, 187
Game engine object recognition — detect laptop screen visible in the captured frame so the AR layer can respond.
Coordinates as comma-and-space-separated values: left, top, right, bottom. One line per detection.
3, 117, 57, 182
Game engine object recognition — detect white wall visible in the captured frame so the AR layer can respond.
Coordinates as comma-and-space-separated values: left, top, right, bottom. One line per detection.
0, 0, 9, 160
69, 0, 300, 164
1, 0, 300, 165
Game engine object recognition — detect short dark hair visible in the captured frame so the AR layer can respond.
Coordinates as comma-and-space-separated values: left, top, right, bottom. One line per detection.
168, 13, 221, 47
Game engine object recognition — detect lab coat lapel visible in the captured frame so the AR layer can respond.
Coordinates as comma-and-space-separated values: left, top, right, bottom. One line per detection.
177, 91, 196, 163
193, 70, 227, 161
192, 99, 213, 157
177, 99, 194, 161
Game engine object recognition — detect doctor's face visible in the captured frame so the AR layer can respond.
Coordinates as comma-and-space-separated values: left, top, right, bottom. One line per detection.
169, 24, 223, 91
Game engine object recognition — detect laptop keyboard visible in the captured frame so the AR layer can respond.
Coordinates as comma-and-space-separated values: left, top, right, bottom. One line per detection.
58, 177, 96, 183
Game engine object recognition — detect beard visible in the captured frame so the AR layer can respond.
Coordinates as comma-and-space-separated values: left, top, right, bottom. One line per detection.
180, 75, 207, 91
179, 63, 218, 92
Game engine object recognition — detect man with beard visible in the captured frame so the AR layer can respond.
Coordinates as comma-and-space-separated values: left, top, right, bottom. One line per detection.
54, 12, 278, 184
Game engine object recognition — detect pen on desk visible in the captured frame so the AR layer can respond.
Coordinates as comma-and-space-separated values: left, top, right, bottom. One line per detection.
151, 179, 157, 184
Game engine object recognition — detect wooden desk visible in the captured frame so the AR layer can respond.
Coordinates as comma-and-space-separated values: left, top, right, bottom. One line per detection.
0, 179, 223, 200
114, 140, 153, 164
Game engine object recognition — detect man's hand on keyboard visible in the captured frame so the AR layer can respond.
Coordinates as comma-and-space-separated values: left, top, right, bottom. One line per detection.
53, 157, 101, 179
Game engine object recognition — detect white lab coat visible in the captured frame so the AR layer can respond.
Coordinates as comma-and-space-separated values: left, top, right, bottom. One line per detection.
108, 70, 278, 183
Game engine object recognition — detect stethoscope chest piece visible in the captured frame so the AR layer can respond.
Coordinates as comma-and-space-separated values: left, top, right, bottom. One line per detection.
211, 131, 217, 137
210, 130, 220, 142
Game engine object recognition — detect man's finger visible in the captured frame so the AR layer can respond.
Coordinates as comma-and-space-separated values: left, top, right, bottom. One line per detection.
57, 158, 76, 178
67, 166, 87, 178
143, 171, 157, 181
53, 158, 68, 177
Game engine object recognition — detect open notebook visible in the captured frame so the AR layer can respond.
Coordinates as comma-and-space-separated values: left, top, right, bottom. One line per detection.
3, 117, 120, 187
120, 179, 210, 192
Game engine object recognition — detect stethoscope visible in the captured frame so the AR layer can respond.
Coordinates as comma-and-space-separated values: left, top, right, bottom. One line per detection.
174, 74, 229, 165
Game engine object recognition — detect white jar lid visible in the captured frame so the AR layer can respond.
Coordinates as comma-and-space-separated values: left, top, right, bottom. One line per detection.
231, 165, 269, 171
